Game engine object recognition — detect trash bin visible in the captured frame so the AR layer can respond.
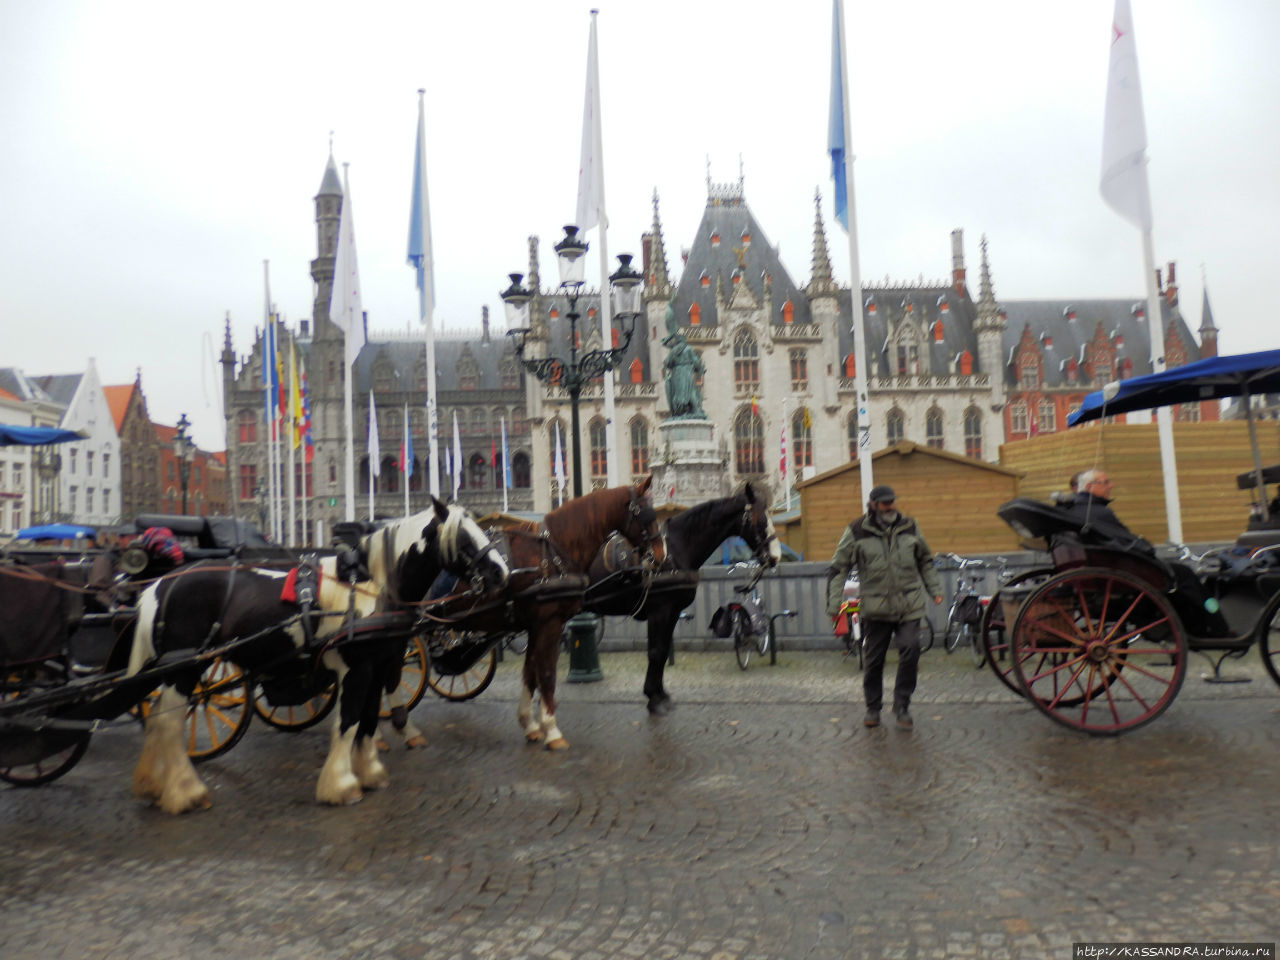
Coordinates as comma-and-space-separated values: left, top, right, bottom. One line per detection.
566, 612, 604, 683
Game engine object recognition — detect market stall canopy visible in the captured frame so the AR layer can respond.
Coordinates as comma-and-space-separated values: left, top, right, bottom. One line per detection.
0, 425, 88, 446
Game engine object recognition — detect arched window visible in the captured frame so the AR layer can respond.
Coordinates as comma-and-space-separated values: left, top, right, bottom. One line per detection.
384, 408, 400, 436
847, 412, 860, 461
499, 359, 519, 389
468, 453, 485, 490
512, 452, 531, 488
886, 408, 905, 445
237, 410, 257, 444
789, 349, 808, 391
1009, 401, 1028, 435
734, 407, 765, 474
733, 329, 759, 390
630, 418, 649, 476
458, 356, 479, 390
358, 457, 370, 494
471, 407, 486, 437
964, 407, 983, 459
926, 408, 944, 449
1019, 360, 1040, 390
381, 457, 399, 493
589, 418, 608, 479
791, 408, 813, 469
1037, 399, 1056, 434
373, 363, 394, 393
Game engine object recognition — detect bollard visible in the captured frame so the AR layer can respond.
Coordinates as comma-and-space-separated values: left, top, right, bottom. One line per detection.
566, 612, 605, 683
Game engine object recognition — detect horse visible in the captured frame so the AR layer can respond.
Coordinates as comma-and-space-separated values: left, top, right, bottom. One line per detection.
640, 484, 781, 714
125, 497, 508, 814
452, 477, 663, 750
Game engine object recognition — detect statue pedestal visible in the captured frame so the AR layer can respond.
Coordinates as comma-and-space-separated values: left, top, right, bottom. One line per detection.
655, 419, 726, 506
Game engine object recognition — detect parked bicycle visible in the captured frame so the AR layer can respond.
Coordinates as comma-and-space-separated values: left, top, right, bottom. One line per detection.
834, 574, 935, 670
712, 561, 796, 670
939, 554, 1007, 669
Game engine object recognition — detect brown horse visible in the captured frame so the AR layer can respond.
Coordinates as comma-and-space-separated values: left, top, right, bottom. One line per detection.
464, 477, 662, 749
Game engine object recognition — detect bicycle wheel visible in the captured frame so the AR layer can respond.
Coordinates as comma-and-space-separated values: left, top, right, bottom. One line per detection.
918, 617, 935, 653
733, 612, 753, 670
943, 612, 963, 653
757, 619, 772, 658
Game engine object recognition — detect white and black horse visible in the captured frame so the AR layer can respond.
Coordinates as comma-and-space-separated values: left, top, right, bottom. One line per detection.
641, 484, 781, 714
125, 498, 508, 813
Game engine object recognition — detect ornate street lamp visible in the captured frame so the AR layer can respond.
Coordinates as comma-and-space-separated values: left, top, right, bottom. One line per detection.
502, 226, 640, 499
173, 412, 196, 514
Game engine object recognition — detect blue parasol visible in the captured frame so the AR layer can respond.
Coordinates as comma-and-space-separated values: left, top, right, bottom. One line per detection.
0, 425, 88, 446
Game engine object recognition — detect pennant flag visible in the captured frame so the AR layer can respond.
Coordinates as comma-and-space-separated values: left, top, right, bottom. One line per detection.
828, 0, 849, 231
554, 422, 567, 500
780, 417, 788, 479
264, 318, 281, 437
299, 357, 314, 464
407, 94, 436, 316
452, 414, 464, 497
1100, 0, 1153, 232
332, 168, 366, 367
275, 328, 287, 422
500, 417, 511, 490
289, 339, 304, 449
802, 406, 812, 431
368, 392, 381, 477
443, 444, 452, 481
750, 394, 759, 418
575, 11, 605, 235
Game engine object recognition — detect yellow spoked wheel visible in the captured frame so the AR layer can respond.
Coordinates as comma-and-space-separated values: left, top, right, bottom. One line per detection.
137, 657, 253, 762
380, 635, 430, 718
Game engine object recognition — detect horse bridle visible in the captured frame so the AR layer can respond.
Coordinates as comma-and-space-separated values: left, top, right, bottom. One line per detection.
626, 490, 664, 564
740, 500, 779, 567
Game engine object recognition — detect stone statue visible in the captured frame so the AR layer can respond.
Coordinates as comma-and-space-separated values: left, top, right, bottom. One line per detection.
662, 304, 707, 419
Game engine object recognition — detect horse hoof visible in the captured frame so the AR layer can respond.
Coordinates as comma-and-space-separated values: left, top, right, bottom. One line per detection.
525, 730, 545, 744
376, 738, 391, 753
159, 790, 211, 815
319, 786, 363, 806
404, 735, 428, 749
545, 737, 570, 751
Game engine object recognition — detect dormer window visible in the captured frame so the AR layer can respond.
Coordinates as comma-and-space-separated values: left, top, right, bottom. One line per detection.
700, 270, 709, 288
781, 300, 795, 324
711, 231, 721, 247
689, 302, 701, 326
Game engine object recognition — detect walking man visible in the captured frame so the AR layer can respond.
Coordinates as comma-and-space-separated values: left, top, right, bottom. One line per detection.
825, 485, 942, 730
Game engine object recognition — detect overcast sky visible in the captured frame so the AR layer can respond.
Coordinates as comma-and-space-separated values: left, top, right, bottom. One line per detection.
4, 0, 1278, 451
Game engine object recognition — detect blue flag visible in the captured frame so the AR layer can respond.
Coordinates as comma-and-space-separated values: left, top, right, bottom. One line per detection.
407, 96, 436, 318
828, 0, 848, 231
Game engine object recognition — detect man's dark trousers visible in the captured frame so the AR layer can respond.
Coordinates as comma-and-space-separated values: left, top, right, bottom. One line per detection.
862, 618, 921, 712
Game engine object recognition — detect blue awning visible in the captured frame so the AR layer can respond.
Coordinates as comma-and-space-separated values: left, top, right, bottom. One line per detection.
16, 523, 96, 541
0, 425, 87, 446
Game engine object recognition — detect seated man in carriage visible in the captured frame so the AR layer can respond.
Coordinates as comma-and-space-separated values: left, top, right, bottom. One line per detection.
1059, 469, 1231, 638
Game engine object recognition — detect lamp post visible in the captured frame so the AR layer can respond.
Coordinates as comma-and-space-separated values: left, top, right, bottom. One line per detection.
501, 226, 644, 682
173, 412, 196, 515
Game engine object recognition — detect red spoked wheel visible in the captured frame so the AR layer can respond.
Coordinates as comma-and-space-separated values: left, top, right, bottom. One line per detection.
1009, 566, 1186, 735
980, 569, 1053, 696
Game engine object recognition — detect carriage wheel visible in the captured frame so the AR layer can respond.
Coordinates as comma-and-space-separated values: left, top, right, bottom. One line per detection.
733, 610, 753, 670
135, 657, 254, 760
427, 643, 498, 701
252, 681, 337, 732
1009, 567, 1186, 735
1256, 596, 1280, 689
0, 732, 91, 788
380, 635, 430, 718
981, 569, 1054, 696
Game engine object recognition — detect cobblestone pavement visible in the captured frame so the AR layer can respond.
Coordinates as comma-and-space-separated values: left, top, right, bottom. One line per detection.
4, 649, 1279, 960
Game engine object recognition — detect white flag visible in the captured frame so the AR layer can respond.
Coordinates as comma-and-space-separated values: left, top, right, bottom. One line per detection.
1100, 0, 1153, 232
367, 391, 381, 477
452, 411, 462, 500
333, 167, 366, 367
554, 422, 567, 500
574, 11, 605, 234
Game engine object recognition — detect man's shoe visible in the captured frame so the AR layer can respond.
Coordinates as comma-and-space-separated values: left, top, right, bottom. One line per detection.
863, 709, 881, 728
894, 708, 914, 730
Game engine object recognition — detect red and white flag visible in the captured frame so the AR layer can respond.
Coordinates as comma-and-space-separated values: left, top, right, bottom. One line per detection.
1100, 0, 1153, 232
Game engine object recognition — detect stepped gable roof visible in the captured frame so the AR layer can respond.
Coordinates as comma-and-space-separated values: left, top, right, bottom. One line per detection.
103, 384, 134, 433
670, 188, 810, 329
352, 334, 522, 394
31, 374, 82, 407
998, 298, 1202, 388
537, 289, 651, 382
835, 284, 982, 378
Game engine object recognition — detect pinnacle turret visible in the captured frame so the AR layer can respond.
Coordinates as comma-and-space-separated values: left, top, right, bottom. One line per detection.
644, 189, 672, 300
806, 188, 836, 298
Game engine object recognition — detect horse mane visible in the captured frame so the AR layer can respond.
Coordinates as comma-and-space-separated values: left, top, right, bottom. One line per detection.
543, 485, 631, 569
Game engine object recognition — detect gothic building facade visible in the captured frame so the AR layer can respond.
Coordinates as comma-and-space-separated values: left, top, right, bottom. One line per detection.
220, 156, 1220, 541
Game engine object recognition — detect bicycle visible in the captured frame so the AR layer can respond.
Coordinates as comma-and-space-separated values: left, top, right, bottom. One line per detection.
939, 554, 1006, 669
716, 561, 796, 670
834, 576, 934, 670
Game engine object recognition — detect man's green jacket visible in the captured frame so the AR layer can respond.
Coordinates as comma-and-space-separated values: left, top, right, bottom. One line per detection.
825, 512, 941, 621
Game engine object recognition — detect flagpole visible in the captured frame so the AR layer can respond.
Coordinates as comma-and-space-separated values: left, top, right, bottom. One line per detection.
501, 416, 510, 513
410, 91, 441, 499
832, 0, 874, 507
1143, 228, 1183, 543
333, 164, 366, 523
403, 402, 410, 518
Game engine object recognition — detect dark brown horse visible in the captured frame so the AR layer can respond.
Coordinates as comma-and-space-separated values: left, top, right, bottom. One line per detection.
463, 477, 662, 749
639, 484, 780, 714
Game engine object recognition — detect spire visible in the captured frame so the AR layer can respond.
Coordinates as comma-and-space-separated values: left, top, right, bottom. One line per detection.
806, 188, 836, 297
527, 235, 541, 294
1199, 281, 1219, 358
977, 235, 996, 309
317, 151, 342, 198
643, 189, 672, 299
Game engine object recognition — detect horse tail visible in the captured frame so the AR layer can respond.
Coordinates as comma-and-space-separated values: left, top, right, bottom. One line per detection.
126, 581, 162, 677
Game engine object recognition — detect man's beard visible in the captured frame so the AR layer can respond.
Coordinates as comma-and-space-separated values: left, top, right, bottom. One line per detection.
878, 510, 899, 525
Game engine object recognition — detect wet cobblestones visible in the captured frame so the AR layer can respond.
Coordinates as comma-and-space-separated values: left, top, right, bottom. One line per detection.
3, 651, 1278, 959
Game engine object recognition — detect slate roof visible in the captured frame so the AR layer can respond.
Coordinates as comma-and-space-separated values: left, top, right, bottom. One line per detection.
0, 369, 53, 404
317, 155, 343, 198
536, 291, 652, 381
30, 374, 82, 407
671, 193, 812, 329
834, 285, 982, 378
351, 335, 522, 394
998, 298, 1202, 388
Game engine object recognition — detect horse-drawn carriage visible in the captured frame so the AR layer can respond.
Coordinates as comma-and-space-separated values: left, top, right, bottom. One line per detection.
978, 349, 1280, 734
